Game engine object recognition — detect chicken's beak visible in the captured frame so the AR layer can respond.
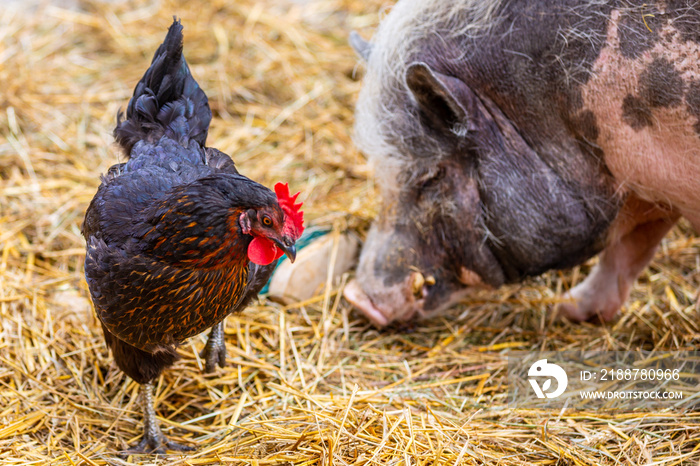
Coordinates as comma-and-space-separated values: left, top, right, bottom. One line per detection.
274, 238, 297, 263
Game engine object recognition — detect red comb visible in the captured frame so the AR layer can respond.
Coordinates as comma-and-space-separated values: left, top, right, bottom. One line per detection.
275, 182, 304, 240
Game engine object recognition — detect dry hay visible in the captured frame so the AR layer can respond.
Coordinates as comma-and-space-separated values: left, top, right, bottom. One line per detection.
0, 0, 699, 464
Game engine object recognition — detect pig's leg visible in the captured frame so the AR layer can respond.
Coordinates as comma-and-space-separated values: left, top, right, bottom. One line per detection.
557, 196, 679, 322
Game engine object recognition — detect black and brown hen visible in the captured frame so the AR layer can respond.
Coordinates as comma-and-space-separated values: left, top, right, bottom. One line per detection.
82, 19, 304, 454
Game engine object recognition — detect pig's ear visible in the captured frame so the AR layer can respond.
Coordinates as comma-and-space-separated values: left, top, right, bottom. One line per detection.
350, 31, 372, 61
405, 62, 475, 135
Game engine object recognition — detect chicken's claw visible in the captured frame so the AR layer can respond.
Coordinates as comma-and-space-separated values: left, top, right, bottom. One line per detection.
119, 382, 194, 457
200, 321, 227, 373
120, 433, 194, 457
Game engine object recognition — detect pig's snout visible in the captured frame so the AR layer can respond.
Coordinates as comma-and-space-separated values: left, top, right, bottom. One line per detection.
344, 271, 429, 327
343, 280, 390, 327
345, 265, 496, 327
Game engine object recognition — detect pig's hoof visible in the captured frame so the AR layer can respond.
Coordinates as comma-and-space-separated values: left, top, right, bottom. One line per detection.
555, 291, 621, 323
556, 296, 598, 322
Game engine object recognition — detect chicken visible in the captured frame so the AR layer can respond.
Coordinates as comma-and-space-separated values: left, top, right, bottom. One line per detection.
82, 19, 304, 454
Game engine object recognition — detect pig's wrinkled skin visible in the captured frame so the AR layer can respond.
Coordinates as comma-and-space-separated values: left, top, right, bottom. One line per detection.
345, 0, 700, 327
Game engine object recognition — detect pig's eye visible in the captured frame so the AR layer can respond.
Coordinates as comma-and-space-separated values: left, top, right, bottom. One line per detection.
418, 167, 445, 191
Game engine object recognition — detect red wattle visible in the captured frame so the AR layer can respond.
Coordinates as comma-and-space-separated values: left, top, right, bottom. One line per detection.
248, 237, 283, 265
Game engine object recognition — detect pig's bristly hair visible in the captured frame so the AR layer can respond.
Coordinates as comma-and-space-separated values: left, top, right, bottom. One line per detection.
353, 0, 503, 169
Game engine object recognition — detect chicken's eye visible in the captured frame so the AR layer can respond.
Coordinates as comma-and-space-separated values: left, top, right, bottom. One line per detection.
262, 215, 273, 227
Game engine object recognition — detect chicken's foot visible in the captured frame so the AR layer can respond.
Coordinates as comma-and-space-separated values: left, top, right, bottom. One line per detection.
200, 320, 227, 372
120, 382, 194, 456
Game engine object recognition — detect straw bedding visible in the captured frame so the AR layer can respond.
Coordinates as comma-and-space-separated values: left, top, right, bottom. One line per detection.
0, 0, 698, 464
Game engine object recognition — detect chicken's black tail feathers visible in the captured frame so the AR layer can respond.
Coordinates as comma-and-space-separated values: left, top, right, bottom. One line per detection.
114, 19, 211, 157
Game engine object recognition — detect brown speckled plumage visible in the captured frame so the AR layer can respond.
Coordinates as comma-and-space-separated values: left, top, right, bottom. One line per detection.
82, 19, 299, 454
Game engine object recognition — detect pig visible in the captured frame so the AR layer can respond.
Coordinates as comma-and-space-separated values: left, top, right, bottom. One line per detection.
344, 0, 700, 327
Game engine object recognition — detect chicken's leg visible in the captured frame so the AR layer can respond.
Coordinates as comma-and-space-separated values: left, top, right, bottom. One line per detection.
121, 382, 193, 455
200, 320, 227, 372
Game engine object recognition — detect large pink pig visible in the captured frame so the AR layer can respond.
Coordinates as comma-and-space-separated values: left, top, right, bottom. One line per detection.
344, 0, 700, 326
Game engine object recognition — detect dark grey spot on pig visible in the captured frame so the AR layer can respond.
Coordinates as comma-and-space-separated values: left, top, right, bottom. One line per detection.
666, 0, 700, 44
639, 57, 684, 108
685, 80, 700, 135
621, 57, 683, 131
617, 4, 662, 60
622, 94, 653, 130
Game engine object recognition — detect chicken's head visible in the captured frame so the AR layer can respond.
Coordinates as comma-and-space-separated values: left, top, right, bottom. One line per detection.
240, 182, 304, 266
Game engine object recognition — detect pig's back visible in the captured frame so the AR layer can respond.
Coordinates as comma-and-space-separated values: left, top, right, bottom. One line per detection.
581, 7, 700, 224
